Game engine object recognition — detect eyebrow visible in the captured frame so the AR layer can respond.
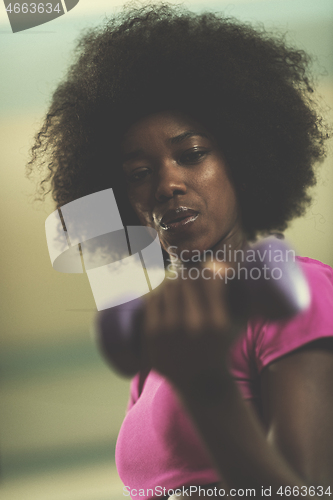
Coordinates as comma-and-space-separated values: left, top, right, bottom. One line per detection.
168, 130, 209, 144
122, 130, 209, 163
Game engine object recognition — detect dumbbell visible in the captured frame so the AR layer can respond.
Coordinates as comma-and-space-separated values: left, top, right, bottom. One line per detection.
95, 238, 310, 377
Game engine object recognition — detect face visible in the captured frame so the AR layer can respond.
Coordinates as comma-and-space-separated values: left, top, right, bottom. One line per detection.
121, 110, 244, 260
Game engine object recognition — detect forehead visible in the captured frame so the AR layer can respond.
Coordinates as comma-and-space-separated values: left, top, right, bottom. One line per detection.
121, 110, 211, 149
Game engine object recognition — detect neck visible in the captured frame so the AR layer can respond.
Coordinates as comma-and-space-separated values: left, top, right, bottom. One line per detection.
167, 225, 248, 270
211, 225, 248, 264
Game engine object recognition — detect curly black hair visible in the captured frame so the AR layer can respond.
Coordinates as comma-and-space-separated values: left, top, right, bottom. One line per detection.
27, 2, 329, 239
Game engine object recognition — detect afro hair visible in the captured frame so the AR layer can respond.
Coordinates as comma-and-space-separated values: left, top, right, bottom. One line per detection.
27, 2, 329, 239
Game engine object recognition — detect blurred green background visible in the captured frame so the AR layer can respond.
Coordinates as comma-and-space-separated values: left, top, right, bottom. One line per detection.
0, 1, 332, 499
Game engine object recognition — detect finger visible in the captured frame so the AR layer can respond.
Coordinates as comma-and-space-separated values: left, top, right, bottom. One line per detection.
142, 288, 162, 339
203, 261, 248, 342
204, 266, 231, 325
161, 277, 183, 333
180, 275, 207, 335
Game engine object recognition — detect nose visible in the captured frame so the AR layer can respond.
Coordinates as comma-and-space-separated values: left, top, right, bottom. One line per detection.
155, 162, 187, 202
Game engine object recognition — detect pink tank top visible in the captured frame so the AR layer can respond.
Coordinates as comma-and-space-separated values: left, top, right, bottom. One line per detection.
116, 257, 333, 498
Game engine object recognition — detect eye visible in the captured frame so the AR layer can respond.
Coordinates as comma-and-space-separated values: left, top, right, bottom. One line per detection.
128, 168, 151, 183
180, 149, 209, 164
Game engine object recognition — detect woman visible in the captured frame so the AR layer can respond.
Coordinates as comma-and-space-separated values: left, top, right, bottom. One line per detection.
28, 4, 333, 499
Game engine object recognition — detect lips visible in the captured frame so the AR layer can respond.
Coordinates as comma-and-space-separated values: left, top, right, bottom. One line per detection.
159, 207, 199, 230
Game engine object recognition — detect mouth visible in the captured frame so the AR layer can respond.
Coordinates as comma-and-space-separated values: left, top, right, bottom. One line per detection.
159, 207, 199, 231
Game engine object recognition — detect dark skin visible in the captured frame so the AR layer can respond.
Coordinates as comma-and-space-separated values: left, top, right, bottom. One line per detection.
261, 339, 333, 485
121, 110, 333, 499
122, 110, 245, 260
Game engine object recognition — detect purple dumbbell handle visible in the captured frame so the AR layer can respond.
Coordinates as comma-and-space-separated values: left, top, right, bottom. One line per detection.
96, 238, 310, 377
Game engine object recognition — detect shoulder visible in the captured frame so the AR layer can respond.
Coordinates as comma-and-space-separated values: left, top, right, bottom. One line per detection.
296, 255, 333, 282
250, 256, 333, 373
295, 256, 333, 324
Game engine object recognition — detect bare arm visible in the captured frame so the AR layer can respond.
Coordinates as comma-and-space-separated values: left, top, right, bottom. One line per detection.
260, 338, 333, 487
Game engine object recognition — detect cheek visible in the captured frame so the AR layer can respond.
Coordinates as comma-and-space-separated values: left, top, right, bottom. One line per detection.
201, 164, 236, 202
207, 172, 239, 221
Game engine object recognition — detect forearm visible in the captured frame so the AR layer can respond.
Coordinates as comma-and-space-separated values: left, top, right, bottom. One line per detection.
175, 369, 322, 500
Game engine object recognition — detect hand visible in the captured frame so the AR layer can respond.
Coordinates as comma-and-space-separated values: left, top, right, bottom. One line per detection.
140, 263, 245, 391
